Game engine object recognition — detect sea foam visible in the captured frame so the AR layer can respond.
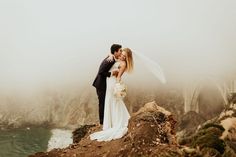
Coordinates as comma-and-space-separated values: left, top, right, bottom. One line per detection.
47, 129, 73, 151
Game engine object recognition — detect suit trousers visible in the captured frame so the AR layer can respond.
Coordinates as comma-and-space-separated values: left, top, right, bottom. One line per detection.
96, 88, 106, 125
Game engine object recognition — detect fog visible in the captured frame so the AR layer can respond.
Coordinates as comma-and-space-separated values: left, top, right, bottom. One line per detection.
0, 0, 236, 92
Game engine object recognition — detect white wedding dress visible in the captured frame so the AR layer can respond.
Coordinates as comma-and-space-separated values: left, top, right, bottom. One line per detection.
90, 61, 130, 141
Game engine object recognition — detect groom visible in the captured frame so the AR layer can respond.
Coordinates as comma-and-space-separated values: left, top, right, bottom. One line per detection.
93, 44, 122, 125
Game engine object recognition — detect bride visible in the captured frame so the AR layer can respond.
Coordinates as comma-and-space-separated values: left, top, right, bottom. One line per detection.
90, 48, 134, 141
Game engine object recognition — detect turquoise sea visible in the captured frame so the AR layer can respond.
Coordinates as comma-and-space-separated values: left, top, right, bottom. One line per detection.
0, 127, 52, 157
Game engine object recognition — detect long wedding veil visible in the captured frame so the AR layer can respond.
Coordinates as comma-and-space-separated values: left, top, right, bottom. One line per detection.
132, 50, 166, 84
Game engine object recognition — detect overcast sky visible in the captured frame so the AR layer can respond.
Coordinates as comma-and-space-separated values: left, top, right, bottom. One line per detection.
0, 0, 236, 91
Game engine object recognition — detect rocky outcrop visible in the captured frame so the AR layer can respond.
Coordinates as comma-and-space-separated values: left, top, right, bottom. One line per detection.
30, 101, 183, 157
177, 111, 206, 144
30, 100, 236, 157
178, 94, 236, 157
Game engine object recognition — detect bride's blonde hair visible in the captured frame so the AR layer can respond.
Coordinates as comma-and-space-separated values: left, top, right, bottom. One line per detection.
123, 48, 134, 73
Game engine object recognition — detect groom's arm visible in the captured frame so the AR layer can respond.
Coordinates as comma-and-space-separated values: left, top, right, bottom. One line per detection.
98, 59, 114, 77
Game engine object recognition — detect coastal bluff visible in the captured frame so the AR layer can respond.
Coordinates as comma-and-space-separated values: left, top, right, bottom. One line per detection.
30, 101, 236, 157
30, 101, 180, 157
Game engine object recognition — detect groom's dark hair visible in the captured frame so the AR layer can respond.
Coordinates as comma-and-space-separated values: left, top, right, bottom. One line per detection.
110, 44, 122, 54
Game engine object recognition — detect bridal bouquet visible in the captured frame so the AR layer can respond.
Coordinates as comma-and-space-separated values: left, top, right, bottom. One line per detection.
114, 82, 127, 99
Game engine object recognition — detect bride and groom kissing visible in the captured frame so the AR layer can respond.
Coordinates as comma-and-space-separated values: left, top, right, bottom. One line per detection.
90, 44, 134, 141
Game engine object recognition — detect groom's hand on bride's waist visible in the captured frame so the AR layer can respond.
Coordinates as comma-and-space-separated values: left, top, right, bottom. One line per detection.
112, 70, 119, 77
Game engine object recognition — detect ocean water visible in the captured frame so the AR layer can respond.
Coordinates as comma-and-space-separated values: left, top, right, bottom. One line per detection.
0, 127, 51, 157
0, 127, 73, 157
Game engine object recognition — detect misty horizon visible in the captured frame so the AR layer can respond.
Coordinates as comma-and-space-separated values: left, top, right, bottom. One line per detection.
0, 0, 236, 92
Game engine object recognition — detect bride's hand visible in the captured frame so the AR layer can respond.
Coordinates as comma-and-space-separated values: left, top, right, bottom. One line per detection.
106, 53, 114, 62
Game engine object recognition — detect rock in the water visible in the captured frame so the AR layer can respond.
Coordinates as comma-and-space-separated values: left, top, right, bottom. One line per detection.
72, 124, 95, 143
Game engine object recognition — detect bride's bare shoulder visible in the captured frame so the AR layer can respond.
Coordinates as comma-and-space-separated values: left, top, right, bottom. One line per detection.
119, 61, 126, 67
